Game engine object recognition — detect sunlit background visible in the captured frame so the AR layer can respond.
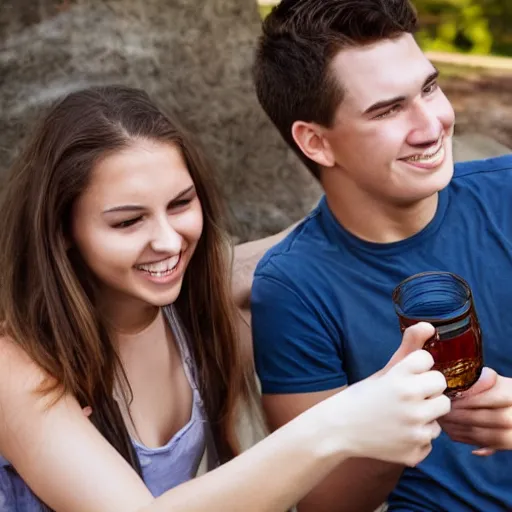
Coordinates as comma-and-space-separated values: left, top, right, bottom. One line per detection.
258, 0, 512, 57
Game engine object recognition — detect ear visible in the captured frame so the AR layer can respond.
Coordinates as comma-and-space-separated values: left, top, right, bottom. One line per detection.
291, 120, 335, 169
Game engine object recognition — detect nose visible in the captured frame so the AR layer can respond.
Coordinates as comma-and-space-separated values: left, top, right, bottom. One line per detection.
150, 216, 182, 254
407, 100, 443, 147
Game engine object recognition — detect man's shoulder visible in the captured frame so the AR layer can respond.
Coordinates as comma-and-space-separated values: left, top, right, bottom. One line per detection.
255, 202, 328, 281
453, 153, 512, 180
450, 154, 512, 209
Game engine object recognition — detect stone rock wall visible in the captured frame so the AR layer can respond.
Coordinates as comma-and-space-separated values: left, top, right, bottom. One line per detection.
0, 0, 321, 242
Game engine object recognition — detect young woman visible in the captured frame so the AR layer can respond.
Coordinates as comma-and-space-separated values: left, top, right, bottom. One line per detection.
0, 85, 450, 512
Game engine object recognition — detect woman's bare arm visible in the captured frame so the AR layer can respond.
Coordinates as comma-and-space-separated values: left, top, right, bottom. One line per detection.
0, 336, 349, 512
0, 325, 450, 512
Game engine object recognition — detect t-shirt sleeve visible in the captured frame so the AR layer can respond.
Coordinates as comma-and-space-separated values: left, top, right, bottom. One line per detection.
251, 272, 347, 394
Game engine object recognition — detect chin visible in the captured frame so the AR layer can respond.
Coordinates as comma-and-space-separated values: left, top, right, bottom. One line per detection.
141, 285, 183, 308
433, 156, 455, 192
153, 292, 182, 307
417, 153, 455, 198
399, 172, 453, 205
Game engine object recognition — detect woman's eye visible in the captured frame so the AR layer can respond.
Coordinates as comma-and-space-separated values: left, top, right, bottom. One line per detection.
169, 198, 192, 209
113, 217, 142, 229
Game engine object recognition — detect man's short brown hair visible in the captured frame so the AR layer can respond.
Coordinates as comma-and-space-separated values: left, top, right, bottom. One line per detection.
253, 0, 418, 179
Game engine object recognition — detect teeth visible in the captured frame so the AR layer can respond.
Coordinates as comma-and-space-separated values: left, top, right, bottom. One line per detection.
136, 254, 180, 274
405, 142, 443, 163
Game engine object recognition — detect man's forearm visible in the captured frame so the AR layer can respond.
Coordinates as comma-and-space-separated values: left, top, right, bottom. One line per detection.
297, 458, 404, 512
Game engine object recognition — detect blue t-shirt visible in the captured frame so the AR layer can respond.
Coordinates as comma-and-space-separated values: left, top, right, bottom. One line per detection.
252, 154, 512, 512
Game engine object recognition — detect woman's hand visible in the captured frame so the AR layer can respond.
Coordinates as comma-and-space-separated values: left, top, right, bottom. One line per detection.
308, 323, 451, 467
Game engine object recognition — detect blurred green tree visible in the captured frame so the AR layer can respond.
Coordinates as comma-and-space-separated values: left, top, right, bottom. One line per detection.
258, 0, 512, 56
405, 0, 511, 55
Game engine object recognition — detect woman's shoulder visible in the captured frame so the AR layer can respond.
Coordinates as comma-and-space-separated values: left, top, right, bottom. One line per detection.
0, 334, 58, 428
0, 333, 67, 477
0, 334, 48, 390
0, 335, 38, 466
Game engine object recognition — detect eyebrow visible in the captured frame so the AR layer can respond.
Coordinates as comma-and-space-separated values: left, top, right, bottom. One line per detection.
362, 69, 439, 115
102, 184, 195, 214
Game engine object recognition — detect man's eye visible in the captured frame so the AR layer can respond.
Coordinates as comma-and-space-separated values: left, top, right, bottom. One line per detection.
375, 105, 401, 119
113, 217, 142, 229
424, 82, 439, 95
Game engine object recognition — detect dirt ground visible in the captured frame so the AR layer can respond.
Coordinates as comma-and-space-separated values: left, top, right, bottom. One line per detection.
440, 70, 512, 150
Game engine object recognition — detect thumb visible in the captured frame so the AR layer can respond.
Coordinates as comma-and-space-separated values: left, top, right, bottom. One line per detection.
455, 367, 497, 399
383, 322, 435, 374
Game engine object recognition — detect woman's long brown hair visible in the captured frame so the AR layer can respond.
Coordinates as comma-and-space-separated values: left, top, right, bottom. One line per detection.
0, 86, 257, 481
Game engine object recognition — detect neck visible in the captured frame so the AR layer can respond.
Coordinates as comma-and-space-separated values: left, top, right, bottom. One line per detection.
322, 172, 439, 244
97, 291, 160, 336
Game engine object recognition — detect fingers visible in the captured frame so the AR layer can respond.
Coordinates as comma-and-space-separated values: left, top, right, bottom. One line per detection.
385, 322, 435, 370
442, 424, 488, 446
422, 395, 452, 423
397, 422, 443, 467
404, 441, 434, 467
390, 349, 435, 377
429, 420, 442, 440
452, 367, 498, 401
440, 373, 512, 451
406, 370, 448, 399
450, 372, 507, 410
441, 421, 511, 449
411, 422, 442, 451
444, 407, 512, 429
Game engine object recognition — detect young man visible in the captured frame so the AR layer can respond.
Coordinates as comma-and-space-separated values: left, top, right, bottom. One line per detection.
249, 1, 512, 511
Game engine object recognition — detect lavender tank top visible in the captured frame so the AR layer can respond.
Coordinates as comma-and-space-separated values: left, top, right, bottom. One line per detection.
0, 306, 219, 510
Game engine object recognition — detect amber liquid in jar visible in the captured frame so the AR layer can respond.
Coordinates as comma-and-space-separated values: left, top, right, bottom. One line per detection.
393, 272, 483, 397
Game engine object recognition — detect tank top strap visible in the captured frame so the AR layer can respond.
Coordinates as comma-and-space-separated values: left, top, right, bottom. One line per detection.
163, 305, 199, 391
162, 305, 220, 470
